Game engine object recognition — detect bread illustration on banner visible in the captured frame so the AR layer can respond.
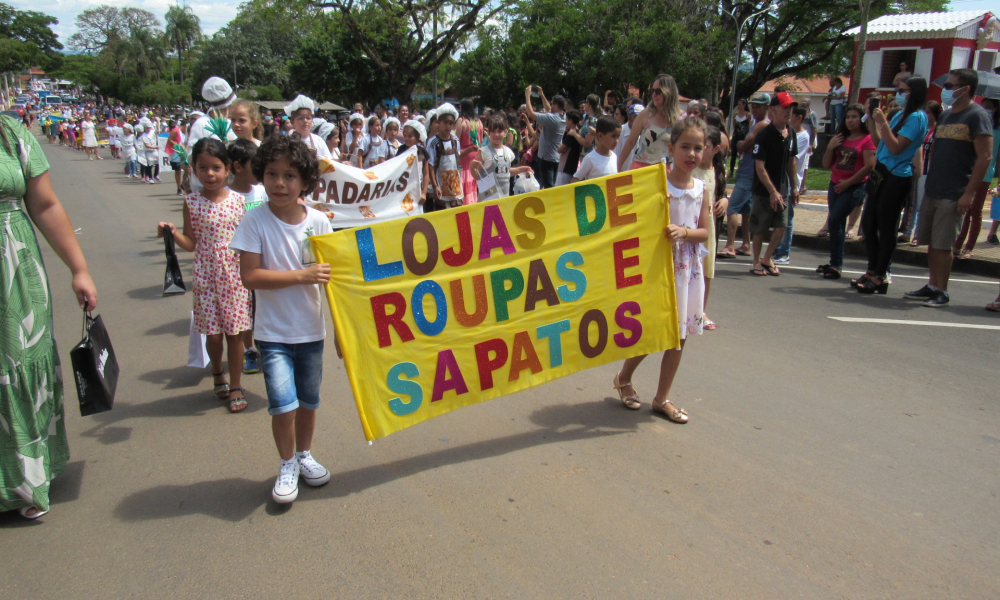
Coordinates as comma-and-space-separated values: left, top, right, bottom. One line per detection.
406, 154, 415, 167
318, 158, 337, 174
401, 193, 415, 212
359, 205, 376, 218
363, 171, 378, 180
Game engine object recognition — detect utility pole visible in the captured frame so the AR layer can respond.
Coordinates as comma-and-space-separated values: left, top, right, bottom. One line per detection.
850, 0, 872, 105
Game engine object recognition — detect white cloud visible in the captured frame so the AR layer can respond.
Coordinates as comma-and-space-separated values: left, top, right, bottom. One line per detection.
10, 0, 240, 47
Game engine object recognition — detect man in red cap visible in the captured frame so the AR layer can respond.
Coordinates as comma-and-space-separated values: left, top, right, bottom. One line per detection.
748, 91, 799, 276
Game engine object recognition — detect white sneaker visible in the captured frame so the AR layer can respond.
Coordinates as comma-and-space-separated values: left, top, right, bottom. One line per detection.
297, 451, 330, 487
773, 256, 790, 265
272, 459, 300, 503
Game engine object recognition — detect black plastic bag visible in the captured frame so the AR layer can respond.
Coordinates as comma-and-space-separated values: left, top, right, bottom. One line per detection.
71, 312, 119, 416
163, 227, 186, 295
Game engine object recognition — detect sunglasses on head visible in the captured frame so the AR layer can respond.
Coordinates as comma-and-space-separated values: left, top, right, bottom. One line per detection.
942, 82, 966, 90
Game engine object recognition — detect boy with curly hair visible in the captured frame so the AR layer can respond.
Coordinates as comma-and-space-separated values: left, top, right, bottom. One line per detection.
230, 135, 335, 504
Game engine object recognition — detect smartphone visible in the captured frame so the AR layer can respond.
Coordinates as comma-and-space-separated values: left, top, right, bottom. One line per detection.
868, 97, 879, 114
531, 86, 540, 98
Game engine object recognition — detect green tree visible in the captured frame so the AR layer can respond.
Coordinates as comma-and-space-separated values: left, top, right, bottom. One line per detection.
164, 5, 202, 85
191, 0, 319, 99
719, 0, 949, 106
310, 0, 506, 103
287, 12, 390, 107
0, 3, 63, 69
455, 0, 726, 108
47, 54, 97, 91
69, 5, 160, 54
0, 38, 44, 73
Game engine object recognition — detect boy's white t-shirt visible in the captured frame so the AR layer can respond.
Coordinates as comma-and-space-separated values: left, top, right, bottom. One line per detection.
575, 150, 618, 181
228, 184, 268, 211
229, 205, 334, 344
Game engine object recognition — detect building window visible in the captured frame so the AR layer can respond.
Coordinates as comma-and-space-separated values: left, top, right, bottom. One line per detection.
880, 49, 917, 88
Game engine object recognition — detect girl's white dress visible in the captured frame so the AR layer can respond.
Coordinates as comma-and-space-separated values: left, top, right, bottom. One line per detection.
81, 121, 98, 148
668, 179, 705, 339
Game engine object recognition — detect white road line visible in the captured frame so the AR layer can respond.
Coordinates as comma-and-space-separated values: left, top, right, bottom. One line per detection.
829, 317, 1000, 330
715, 261, 995, 285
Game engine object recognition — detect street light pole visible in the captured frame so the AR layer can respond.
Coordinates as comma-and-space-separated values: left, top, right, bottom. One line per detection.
722, 3, 777, 132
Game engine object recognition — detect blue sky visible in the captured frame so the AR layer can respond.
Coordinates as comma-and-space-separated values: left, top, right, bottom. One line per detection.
15, 0, 998, 49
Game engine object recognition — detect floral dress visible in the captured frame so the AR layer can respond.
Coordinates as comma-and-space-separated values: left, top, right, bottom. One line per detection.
188, 190, 251, 336
0, 115, 68, 513
668, 179, 706, 339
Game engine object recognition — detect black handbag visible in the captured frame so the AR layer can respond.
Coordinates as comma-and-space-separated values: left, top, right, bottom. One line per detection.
70, 311, 120, 416
163, 228, 186, 295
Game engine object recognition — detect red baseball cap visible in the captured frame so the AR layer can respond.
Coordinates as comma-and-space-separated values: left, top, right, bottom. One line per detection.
770, 92, 798, 108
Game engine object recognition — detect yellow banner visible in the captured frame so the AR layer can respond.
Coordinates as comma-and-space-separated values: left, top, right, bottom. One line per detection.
312, 164, 678, 441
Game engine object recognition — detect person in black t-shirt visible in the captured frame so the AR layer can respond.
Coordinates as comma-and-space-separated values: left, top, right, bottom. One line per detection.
556, 110, 583, 186
749, 92, 799, 276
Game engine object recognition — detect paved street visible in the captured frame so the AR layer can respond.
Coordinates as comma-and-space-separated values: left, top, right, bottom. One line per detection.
3, 138, 1000, 599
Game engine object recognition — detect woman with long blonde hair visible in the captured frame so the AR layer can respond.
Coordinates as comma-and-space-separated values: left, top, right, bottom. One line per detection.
617, 74, 681, 172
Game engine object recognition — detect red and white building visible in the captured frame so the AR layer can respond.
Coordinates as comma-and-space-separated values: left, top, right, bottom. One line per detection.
848, 11, 1000, 103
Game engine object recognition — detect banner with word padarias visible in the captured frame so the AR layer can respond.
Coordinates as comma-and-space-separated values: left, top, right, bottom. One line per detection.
308, 146, 422, 227
311, 164, 679, 441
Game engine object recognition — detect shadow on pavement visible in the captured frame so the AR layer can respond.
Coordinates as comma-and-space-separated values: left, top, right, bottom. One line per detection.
79, 388, 267, 447
144, 317, 190, 337
112, 398, 651, 523
127, 284, 170, 300
139, 365, 208, 389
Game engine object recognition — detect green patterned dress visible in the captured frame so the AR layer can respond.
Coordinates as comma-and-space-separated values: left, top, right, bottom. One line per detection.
0, 115, 68, 513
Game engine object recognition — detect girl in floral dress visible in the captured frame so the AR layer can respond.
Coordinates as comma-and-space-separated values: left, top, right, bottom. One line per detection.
158, 138, 251, 412
613, 116, 712, 424
0, 114, 98, 520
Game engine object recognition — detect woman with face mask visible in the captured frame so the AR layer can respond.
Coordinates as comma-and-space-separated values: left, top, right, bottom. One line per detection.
853, 76, 928, 295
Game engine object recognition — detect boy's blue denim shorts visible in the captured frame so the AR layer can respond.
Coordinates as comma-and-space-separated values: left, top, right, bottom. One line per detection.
258, 340, 324, 416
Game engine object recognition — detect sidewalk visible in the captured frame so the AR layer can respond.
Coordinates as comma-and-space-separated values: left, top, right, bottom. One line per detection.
747, 190, 1000, 279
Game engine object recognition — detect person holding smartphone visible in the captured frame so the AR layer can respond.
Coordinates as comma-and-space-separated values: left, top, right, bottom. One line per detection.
854, 76, 928, 295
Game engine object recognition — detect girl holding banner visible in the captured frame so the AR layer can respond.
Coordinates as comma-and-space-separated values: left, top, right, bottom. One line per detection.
613, 116, 713, 424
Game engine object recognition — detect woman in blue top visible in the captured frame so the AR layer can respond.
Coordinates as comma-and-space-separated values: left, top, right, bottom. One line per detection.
855, 76, 928, 294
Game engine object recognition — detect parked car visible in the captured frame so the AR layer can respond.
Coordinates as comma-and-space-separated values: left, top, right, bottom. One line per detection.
15, 96, 27, 104
10, 104, 25, 115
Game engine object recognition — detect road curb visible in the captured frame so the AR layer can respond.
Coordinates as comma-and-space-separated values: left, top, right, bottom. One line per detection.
792, 233, 1000, 279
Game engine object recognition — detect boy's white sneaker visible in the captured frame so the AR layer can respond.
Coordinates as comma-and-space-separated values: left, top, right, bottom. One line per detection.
272, 458, 300, 503
297, 451, 331, 487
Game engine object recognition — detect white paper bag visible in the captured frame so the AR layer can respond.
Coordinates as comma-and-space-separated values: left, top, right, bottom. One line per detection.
187, 312, 210, 368
476, 171, 500, 202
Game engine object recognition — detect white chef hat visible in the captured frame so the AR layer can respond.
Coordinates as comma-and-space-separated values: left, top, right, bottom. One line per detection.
435, 103, 458, 120
284, 94, 316, 117
190, 110, 205, 118
123, 123, 134, 131
348, 112, 365, 125
383, 116, 400, 131
134, 124, 144, 133
140, 117, 153, 128
425, 108, 437, 122
317, 122, 336, 140
311, 117, 328, 133
402, 119, 426, 143
201, 77, 236, 110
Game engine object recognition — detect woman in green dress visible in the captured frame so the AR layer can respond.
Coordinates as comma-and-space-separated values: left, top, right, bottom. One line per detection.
0, 114, 97, 520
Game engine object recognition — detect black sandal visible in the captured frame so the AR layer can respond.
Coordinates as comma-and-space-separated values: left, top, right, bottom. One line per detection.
821, 265, 842, 280
816, 264, 830, 273
857, 278, 888, 295
850, 274, 872, 289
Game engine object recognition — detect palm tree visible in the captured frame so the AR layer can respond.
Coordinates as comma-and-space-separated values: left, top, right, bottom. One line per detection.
165, 4, 201, 85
